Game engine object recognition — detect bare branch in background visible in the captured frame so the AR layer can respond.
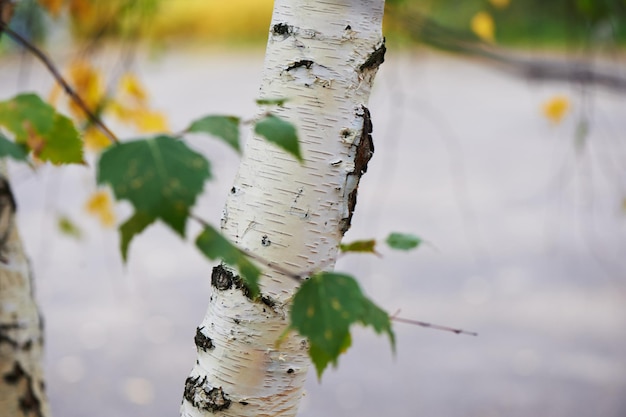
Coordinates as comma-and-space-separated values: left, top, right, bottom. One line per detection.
392, 11, 626, 92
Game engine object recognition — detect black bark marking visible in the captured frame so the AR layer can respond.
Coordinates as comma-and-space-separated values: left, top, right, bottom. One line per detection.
261, 235, 271, 247
345, 24, 352, 30
194, 327, 214, 352
211, 265, 253, 300
240, 401, 249, 406
287, 368, 294, 374
3, 361, 25, 384
359, 40, 386, 72
272, 23, 291, 36
261, 295, 276, 309
0, 322, 33, 350
3, 362, 44, 417
286, 60, 314, 71
340, 106, 375, 234
184, 376, 231, 412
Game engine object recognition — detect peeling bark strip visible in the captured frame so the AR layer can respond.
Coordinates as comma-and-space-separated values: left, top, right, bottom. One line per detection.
286, 60, 314, 71
340, 106, 375, 234
353, 106, 374, 175
0, 177, 17, 263
184, 376, 231, 412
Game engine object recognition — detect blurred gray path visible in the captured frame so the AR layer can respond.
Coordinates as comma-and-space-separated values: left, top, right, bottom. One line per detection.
1, 48, 625, 417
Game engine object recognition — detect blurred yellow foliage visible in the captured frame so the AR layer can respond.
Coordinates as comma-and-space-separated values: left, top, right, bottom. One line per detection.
68, 0, 93, 21
84, 127, 112, 152
109, 73, 169, 133
488, 0, 510, 9
119, 73, 148, 104
471, 11, 495, 42
85, 189, 116, 228
67, 59, 104, 120
542, 96, 570, 124
134, 109, 169, 133
148, 0, 273, 42
38, 0, 64, 16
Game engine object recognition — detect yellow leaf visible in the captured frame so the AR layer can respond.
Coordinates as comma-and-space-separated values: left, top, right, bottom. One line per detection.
471, 11, 496, 43
68, 0, 93, 20
119, 73, 148, 104
38, 0, 64, 16
107, 100, 134, 122
542, 96, 570, 124
67, 59, 104, 119
133, 109, 169, 133
85, 190, 116, 228
83, 127, 112, 152
488, 0, 510, 9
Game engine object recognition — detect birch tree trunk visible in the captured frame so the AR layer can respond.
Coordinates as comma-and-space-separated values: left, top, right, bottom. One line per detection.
0, 2, 51, 415
181, 0, 385, 415
0, 163, 50, 417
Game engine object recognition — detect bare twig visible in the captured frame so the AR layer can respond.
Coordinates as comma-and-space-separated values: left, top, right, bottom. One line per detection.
0, 21, 119, 143
391, 309, 478, 336
392, 11, 626, 92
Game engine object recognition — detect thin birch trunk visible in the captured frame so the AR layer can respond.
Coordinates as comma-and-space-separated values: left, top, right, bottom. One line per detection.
181, 0, 385, 415
0, 163, 50, 417
0, 2, 51, 415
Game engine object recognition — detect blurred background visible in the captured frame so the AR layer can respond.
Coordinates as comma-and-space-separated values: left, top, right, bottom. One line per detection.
1, 0, 625, 416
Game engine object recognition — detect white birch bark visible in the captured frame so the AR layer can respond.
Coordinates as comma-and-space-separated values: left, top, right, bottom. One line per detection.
181, 0, 385, 415
0, 163, 50, 417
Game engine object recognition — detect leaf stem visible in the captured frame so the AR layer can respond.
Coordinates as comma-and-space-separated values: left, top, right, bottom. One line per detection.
0, 22, 119, 144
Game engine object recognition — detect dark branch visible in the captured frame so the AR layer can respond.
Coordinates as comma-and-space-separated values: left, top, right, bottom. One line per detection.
0, 21, 119, 143
392, 11, 626, 92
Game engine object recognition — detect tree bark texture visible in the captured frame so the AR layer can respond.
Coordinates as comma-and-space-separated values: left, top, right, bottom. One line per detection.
181, 0, 385, 416
0, 163, 50, 417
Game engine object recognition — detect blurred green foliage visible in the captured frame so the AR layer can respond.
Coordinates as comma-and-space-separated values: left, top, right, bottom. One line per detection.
390, 0, 626, 47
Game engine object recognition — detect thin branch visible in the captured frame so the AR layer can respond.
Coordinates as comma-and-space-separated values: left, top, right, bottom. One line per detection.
392, 11, 626, 92
0, 22, 119, 143
391, 309, 478, 336
190, 213, 478, 335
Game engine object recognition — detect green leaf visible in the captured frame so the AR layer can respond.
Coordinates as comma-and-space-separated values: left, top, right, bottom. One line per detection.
361, 298, 396, 350
339, 239, 378, 254
97, 135, 211, 239
0, 93, 83, 164
254, 114, 302, 162
256, 97, 289, 106
186, 115, 241, 153
57, 215, 82, 239
195, 224, 261, 297
120, 211, 157, 262
386, 232, 422, 251
40, 113, 83, 163
290, 272, 394, 378
0, 133, 28, 161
